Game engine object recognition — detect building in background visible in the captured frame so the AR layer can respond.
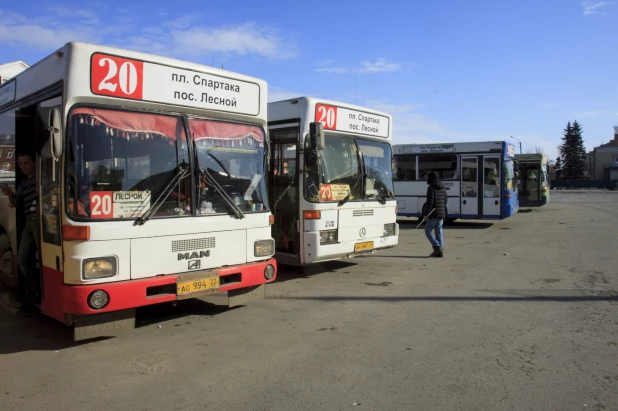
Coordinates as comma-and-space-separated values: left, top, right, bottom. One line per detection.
589, 127, 618, 181
0, 61, 29, 84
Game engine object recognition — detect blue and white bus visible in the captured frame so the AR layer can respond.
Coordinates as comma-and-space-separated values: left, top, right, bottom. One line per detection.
393, 141, 519, 221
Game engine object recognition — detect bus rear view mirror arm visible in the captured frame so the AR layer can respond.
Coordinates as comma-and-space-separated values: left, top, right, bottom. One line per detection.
309, 122, 325, 151
48, 107, 63, 159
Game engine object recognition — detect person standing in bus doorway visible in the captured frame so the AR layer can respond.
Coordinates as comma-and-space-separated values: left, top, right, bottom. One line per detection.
1, 152, 40, 302
422, 171, 447, 257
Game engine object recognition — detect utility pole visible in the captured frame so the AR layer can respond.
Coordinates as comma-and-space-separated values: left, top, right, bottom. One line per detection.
510, 136, 522, 154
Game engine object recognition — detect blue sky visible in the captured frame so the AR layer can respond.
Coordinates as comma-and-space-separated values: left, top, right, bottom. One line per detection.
1, 0, 617, 160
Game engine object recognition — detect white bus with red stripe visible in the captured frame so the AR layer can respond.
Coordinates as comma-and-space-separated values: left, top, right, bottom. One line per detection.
267, 97, 398, 265
0, 42, 276, 340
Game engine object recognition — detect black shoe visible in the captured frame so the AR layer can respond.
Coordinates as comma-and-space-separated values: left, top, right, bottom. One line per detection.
430, 246, 442, 257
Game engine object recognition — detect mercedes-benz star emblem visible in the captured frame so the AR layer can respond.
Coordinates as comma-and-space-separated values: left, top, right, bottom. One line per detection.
359, 228, 366, 238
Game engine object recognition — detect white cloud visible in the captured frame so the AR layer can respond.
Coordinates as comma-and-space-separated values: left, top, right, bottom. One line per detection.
358, 59, 401, 73
169, 24, 295, 58
582, 1, 614, 15
267, 87, 304, 103
163, 14, 202, 29
0, 22, 102, 50
317, 59, 402, 74
575, 111, 601, 118
365, 100, 486, 144
0, 9, 297, 59
316, 66, 349, 73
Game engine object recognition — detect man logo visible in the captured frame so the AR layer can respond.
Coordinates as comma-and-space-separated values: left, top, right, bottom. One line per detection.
359, 228, 366, 238
178, 250, 210, 260
188, 260, 201, 270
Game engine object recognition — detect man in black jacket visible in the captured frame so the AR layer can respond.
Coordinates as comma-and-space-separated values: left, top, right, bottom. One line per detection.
422, 171, 447, 257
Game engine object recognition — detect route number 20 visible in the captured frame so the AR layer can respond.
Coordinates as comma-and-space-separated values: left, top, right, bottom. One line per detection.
315, 104, 338, 129
90, 192, 113, 219
319, 184, 333, 201
91, 53, 144, 99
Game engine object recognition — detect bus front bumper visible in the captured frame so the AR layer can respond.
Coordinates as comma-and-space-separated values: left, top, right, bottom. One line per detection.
46, 259, 277, 319
303, 232, 399, 264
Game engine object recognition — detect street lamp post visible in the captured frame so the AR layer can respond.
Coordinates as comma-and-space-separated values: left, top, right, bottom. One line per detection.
510, 136, 522, 154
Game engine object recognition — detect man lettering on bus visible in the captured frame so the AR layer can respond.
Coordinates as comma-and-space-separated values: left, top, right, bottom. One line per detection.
422, 171, 447, 257
1, 152, 40, 299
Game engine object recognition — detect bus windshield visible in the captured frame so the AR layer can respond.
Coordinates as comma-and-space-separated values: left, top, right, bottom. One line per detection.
66, 108, 192, 220
504, 159, 517, 191
66, 108, 267, 220
190, 119, 267, 215
357, 140, 395, 201
304, 134, 394, 203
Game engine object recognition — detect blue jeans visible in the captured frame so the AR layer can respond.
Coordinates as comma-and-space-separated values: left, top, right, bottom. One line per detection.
425, 218, 444, 249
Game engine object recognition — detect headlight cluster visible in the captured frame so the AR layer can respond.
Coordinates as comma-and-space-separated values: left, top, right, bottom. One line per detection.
383, 223, 396, 237
254, 239, 275, 257
319, 230, 337, 244
82, 257, 117, 280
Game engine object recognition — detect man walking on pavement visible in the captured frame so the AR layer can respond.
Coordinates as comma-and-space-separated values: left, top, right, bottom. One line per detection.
422, 171, 447, 257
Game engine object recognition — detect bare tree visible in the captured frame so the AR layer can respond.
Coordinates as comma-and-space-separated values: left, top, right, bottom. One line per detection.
534, 145, 544, 154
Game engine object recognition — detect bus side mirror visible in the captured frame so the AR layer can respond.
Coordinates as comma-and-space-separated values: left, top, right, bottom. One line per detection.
48, 107, 63, 159
309, 122, 325, 151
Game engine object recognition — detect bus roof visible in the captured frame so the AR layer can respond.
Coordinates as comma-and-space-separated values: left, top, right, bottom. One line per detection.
394, 141, 516, 156
1, 42, 267, 121
515, 153, 548, 163
268, 96, 392, 141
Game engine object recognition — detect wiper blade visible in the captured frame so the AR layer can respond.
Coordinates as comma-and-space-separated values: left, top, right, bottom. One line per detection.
199, 168, 244, 219
337, 171, 364, 207
365, 169, 389, 205
134, 161, 190, 226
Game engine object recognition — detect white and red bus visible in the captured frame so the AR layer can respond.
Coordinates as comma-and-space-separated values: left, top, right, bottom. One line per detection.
0, 42, 276, 340
267, 97, 398, 265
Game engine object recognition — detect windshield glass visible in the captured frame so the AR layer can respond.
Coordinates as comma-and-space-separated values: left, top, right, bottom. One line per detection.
305, 135, 362, 203
66, 107, 191, 220
357, 140, 395, 200
504, 160, 516, 192
190, 119, 267, 214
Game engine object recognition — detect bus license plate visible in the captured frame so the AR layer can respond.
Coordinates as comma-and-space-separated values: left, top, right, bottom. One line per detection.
354, 241, 374, 252
177, 277, 220, 296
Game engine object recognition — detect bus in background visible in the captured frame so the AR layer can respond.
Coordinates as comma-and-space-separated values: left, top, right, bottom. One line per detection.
267, 97, 398, 265
0, 42, 276, 340
393, 141, 519, 221
515, 153, 549, 206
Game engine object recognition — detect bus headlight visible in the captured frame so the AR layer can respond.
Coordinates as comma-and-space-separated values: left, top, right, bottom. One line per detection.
82, 257, 117, 280
254, 239, 275, 257
320, 230, 337, 244
383, 223, 396, 237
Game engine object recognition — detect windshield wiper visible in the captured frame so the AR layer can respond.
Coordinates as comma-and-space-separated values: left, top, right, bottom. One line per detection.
338, 152, 365, 207
199, 168, 244, 219
365, 168, 389, 205
134, 161, 190, 226
337, 171, 364, 207
206, 146, 231, 177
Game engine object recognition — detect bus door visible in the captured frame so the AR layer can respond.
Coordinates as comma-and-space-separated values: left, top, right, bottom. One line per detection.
268, 129, 300, 263
36, 98, 64, 307
521, 163, 540, 206
460, 157, 478, 216
483, 156, 501, 217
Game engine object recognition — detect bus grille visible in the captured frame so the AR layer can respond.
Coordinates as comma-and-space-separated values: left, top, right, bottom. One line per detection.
171, 237, 216, 252
353, 209, 374, 217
